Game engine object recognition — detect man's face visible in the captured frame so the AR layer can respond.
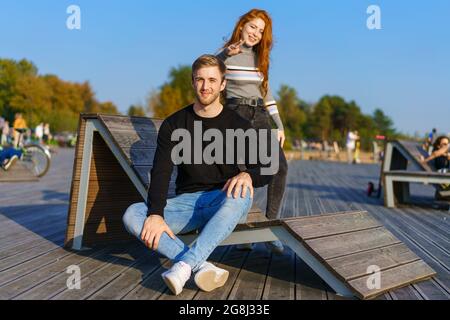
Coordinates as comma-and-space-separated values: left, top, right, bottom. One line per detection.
192, 66, 226, 106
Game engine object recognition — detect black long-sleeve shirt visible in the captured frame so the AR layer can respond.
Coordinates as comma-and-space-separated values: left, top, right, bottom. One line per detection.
147, 104, 273, 217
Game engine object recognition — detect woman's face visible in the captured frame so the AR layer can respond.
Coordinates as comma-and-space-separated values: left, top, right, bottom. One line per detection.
439, 138, 449, 149
241, 18, 266, 47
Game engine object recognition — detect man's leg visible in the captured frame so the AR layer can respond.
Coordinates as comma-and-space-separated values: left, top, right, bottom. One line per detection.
177, 188, 252, 272
122, 192, 205, 262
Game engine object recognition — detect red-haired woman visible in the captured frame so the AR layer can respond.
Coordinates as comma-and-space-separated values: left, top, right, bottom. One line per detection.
217, 9, 288, 253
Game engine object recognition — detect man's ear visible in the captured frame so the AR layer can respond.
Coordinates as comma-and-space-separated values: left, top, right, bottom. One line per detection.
220, 78, 227, 92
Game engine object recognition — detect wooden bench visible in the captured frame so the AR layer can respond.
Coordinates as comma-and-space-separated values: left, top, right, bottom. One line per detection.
382, 140, 450, 208
65, 114, 436, 299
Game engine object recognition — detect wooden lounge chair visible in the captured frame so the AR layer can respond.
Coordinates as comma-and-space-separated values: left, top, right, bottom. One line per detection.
65, 114, 436, 299
382, 140, 450, 208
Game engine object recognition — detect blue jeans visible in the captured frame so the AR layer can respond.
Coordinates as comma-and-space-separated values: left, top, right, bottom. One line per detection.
122, 188, 252, 272
0, 147, 22, 165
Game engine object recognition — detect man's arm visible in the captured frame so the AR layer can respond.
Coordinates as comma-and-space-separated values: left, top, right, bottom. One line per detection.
146, 119, 175, 217
142, 119, 177, 250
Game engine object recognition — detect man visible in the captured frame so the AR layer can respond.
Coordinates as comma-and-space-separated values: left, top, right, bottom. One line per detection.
122, 55, 273, 295
346, 130, 359, 164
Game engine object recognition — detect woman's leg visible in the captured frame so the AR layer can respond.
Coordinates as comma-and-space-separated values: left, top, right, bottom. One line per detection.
251, 107, 288, 220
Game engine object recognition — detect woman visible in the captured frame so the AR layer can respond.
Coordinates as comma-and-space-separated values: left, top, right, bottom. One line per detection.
217, 9, 288, 252
422, 136, 450, 171
422, 135, 450, 197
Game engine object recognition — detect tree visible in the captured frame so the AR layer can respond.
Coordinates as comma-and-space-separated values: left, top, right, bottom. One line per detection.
277, 85, 307, 144
127, 104, 146, 117
372, 108, 395, 137
148, 65, 194, 119
310, 96, 333, 141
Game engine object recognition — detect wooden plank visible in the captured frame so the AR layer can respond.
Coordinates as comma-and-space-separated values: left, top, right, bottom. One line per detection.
99, 114, 163, 132
295, 256, 328, 300
227, 243, 271, 300
0, 160, 39, 182
121, 258, 172, 300
348, 260, 436, 300
327, 243, 421, 281
0, 239, 62, 272
51, 243, 144, 300
0, 246, 108, 299
304, 227, 402, 260
283, 211, 381, 240
261, 249, 296, 300
194, 246, 250, 300
13, 243, 135, 300
88, 248, 167, 300
102, 129, 158, 149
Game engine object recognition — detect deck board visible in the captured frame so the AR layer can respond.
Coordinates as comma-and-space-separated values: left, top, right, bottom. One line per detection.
1, 148, 449, 300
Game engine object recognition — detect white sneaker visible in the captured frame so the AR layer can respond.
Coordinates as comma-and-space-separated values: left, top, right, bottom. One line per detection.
3, 155, 18, 171
235, 243, 254, 251
194, 261, 229, 292
161, 261, 191, 295
264, 240, 284, 254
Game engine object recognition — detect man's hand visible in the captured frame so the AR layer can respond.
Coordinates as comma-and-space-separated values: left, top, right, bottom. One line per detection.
222, 172, 254, 199
141, 215, 175, 250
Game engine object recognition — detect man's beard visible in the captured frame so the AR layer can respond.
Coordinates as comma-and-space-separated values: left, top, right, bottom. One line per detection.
196, 90, 220, 106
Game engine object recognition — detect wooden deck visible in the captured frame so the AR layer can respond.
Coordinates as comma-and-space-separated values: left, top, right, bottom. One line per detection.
0, 148, 448, 300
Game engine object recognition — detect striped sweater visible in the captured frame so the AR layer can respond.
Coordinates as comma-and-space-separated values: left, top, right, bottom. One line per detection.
217, 45, 284, 130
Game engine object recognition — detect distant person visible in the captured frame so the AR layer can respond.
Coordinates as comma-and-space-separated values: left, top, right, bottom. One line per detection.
425, 128, 437, 154
43, 123, 51, 144
346, 130, 359, 164
353, 133, 361, 164
35, 122, 44, 143
13, 113, 27, 148
1, 120, 9, 146
0, 116, 4, 144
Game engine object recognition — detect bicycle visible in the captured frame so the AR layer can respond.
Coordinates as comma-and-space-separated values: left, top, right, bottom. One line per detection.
14, 128, 51, 177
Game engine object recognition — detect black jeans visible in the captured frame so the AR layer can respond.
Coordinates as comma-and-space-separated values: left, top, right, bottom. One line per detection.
226, 102, 288, 219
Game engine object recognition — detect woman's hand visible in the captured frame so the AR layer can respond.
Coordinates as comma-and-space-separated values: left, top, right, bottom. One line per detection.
278, 130, 285, 148
226, 39, 245, 56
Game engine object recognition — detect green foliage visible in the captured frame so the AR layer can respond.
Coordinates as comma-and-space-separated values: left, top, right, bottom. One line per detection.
149, 65, 195, 118
127, 104, 146, 117
0, 58, 119, 133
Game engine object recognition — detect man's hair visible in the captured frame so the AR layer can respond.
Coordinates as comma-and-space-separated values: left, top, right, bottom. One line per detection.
192, 54, 227, 81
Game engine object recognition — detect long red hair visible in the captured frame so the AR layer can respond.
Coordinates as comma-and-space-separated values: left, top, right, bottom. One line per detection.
224, 9, 273, 96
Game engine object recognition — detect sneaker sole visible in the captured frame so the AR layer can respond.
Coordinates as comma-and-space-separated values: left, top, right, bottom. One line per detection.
195, 269, 229, 292
162, 274, 182, 296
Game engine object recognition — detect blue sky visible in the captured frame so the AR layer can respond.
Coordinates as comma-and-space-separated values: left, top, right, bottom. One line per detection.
1, 0, 449, 135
